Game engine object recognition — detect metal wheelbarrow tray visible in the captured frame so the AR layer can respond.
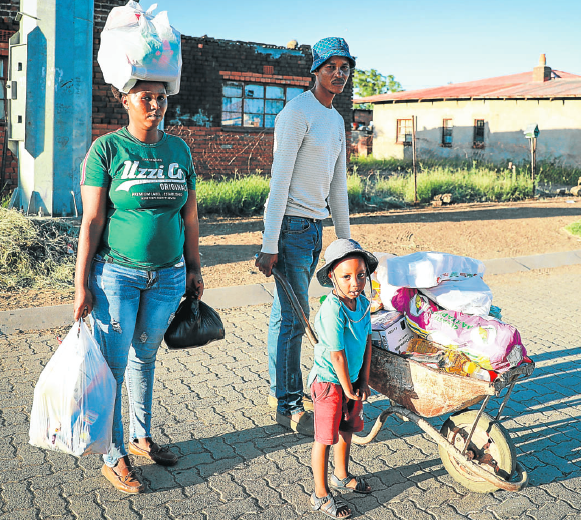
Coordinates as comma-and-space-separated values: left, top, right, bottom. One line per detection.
272, 266, 535, 493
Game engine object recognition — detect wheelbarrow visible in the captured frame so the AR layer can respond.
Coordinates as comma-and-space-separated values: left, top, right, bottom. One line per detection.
272, 267, 535, 493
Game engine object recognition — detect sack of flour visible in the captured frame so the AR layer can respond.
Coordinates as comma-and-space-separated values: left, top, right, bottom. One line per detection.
98, 1, 182, 95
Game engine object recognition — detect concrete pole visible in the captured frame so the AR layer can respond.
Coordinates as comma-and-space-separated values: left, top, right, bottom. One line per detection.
8, 0, 93, 216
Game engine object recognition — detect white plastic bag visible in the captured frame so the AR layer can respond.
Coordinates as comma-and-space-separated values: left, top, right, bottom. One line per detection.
381, 251, 485, 289
419, 276, 493, 316
372, 252, 401, 311
29, 321, 116, 456
98, 1, 182, 95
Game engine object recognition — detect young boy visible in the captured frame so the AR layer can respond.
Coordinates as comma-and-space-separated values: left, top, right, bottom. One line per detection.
308, 239, 378, 519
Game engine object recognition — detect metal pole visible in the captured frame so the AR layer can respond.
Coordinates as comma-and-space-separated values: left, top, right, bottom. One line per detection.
530, 137, 536, 198
412, 115, 418, 203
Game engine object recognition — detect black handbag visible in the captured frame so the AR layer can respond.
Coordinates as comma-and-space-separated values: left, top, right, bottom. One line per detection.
164, 296, 225, 349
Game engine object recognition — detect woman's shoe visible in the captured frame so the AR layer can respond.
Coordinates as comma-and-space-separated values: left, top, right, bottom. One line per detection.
101, 456, 144, 494
128, 438, 178, 466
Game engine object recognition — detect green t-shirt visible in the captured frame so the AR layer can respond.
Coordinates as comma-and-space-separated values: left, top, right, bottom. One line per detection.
81, 127, 196, 269
307, 292, 372, 388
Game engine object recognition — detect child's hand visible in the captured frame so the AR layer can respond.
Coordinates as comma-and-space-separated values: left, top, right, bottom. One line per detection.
359, 382, 371, 402
344, 388, 362, 401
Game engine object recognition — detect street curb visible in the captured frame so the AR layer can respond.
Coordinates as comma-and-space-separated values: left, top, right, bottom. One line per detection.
2, 250, 581, 335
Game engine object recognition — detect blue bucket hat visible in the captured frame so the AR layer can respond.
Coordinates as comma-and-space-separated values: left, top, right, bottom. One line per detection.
310, 37, 356, 73
316, 239, 378, 288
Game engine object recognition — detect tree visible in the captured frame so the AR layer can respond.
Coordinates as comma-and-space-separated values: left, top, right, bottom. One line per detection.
353, 69, 403, 109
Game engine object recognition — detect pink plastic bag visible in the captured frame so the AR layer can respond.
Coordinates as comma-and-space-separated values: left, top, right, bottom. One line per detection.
392, 288, 526, 372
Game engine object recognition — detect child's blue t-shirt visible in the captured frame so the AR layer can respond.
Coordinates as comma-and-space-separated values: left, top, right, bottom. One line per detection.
307, 292, 372, 388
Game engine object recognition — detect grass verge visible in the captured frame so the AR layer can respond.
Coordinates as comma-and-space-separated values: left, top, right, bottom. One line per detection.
351, 155, 581, 186
564, 220, 581, 238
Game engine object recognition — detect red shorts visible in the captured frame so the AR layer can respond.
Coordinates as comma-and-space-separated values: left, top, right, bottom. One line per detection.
311, 378, 364, 445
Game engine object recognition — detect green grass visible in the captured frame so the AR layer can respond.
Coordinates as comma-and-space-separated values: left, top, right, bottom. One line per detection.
350, 155, 581, 186
195, 166, 535, 215
565, 220, 581, 237
346, 167, 533, 211
196, 174, 270, 216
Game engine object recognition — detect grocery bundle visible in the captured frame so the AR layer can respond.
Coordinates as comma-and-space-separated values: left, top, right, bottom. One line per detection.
98, 1, 183, 95
29, 321, 116, 456
369, 251, 530, 381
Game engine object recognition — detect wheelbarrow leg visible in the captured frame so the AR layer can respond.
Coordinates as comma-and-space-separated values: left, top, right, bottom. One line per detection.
352, 406, 399, 445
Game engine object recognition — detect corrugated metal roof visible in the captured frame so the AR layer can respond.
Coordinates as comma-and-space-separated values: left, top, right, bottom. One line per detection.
354, 70, 581, 104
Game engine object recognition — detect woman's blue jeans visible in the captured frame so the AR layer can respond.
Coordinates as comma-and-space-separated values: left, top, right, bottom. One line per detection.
89, 256, 185, 467
267, 216, 323, 416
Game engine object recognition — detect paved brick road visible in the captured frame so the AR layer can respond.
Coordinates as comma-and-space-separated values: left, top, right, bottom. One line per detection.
1, 265, 580, 519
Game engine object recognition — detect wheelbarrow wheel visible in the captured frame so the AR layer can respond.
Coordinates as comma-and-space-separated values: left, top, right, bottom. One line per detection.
439, 410, 516, 493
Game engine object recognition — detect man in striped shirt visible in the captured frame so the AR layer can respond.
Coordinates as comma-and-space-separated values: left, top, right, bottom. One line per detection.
255, 37, 355, 435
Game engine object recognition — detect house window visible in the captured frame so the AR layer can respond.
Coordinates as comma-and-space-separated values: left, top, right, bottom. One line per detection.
473, 119, 485, 148
396, 119, 412, 145
442, 119, 453, 147
221, 82, 304, 128
0, 57, 7, 120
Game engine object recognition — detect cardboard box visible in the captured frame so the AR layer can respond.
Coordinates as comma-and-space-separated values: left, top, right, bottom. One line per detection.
371, 311, 415, 354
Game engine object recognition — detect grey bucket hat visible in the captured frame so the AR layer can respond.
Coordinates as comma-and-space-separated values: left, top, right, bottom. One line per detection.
316, 239, 378, 288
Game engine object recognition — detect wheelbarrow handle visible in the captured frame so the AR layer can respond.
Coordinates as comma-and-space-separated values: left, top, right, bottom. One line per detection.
271, 267, 319, 348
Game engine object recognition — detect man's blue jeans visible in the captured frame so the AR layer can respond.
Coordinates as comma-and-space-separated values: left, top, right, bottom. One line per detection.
267, 216, 323, 416
89, 255, 185, 467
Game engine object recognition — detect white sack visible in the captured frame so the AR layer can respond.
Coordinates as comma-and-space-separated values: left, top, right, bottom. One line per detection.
382, 251, 485, 289
372, 252, 401, 311
419, 276, 493, 316
98, 1, 182, 95
29, 321, 116, 456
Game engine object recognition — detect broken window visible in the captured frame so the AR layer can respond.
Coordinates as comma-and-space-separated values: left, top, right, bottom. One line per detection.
473, 119, 485, 148
442, 119, 453, 147
221, 81, 305, 128
396, 119, 412, 146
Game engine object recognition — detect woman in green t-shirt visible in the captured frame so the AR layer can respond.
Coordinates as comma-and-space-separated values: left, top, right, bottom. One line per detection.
74, 80, 203, 494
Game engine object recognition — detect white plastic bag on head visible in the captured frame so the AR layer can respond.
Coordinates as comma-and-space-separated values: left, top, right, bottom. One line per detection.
29, 321, 115, 456
98, 1, 182, 95
382, 251, 485, 289
419, 275, 493, 316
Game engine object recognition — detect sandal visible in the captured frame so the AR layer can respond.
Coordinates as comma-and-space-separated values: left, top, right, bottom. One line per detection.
330, 473, 372, 494
310, 491, 352, 519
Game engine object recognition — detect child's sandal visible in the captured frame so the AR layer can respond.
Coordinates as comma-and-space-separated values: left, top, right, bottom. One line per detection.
330, 473, 372, 494
310, 491, 352, 519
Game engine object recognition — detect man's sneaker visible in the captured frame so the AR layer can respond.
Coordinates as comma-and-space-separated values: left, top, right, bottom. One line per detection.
268, 393, 314, 411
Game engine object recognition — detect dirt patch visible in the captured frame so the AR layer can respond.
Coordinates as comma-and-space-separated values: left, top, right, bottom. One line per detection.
1, 198, 580, 311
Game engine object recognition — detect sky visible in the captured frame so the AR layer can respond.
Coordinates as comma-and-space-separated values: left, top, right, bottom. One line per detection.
140, 0, 581, 93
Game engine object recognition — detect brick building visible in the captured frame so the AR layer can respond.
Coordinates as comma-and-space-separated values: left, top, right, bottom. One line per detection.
93, 1, 353, 178
0, 0, 353, 195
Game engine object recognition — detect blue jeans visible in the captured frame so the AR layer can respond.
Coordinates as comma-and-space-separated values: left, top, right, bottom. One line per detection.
267, 216, 323, 416
89, 255, 185, 467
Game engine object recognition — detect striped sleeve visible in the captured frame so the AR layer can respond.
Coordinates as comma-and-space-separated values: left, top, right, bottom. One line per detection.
328, 124, 350, 239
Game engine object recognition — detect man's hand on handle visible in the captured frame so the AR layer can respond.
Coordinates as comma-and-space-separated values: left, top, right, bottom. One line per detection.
255, 252, 278, 277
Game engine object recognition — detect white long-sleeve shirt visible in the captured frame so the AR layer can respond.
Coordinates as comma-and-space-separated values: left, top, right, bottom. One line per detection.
261, 90, 351, 254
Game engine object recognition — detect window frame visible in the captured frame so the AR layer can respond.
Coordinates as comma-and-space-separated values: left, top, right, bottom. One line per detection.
473, 119, 485, 149
396, 119, 412, 146
442, 118, 453, 147
0, 56, 7, 122
221, 81, 305, 129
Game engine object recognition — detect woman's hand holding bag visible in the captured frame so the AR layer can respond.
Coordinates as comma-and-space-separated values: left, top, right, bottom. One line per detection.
164, 296, 225, 349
